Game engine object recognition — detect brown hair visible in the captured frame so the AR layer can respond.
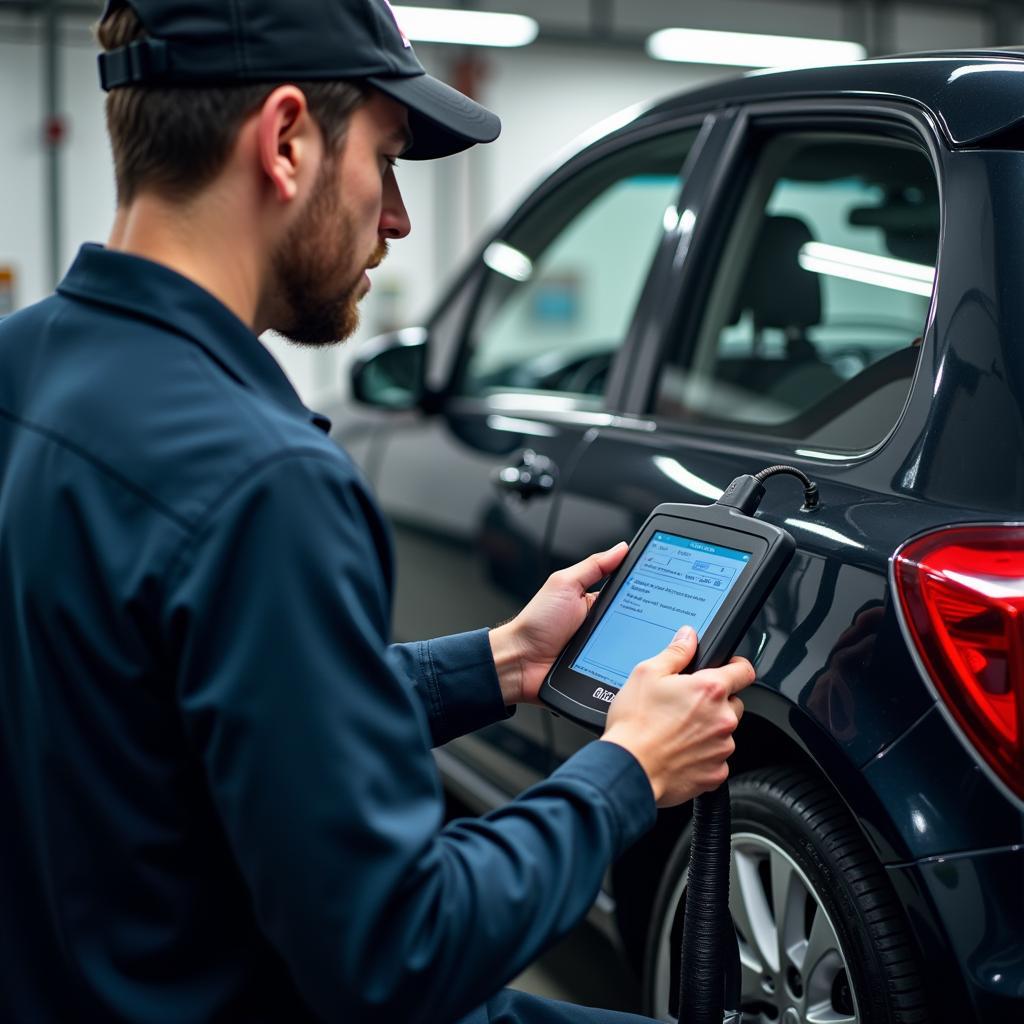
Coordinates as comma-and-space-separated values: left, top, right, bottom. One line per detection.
96, 5, 366, 204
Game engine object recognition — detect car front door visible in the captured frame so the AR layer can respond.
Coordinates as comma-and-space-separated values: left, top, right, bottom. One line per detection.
369, 121, 704, 799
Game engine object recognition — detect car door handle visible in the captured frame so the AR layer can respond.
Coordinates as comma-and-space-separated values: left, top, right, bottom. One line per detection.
492, 449, 558, 499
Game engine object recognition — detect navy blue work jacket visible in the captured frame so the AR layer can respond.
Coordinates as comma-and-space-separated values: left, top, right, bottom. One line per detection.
0, 245, 656, 1023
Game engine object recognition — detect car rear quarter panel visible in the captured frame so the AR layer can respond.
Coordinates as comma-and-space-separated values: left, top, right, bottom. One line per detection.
547, 432, 935, 837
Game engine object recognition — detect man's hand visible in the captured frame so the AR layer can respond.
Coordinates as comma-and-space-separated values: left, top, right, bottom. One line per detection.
602, 627, 755, 808
488, 542, 629, 706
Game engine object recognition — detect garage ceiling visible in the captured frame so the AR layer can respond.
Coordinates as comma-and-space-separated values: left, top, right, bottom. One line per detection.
0, 0, 1018, 56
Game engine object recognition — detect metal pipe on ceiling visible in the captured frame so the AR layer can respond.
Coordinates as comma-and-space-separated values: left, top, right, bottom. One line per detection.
43, 0, 62, 288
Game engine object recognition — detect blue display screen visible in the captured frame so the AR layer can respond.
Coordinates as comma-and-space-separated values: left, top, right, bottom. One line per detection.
571, 532, 750, 691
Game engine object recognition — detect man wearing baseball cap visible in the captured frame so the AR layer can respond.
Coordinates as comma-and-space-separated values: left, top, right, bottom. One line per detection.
0, 2, 753, 1022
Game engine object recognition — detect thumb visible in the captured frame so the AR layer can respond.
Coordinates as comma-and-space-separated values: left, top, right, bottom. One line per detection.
640, 625, 698, 677
565, 541, 629, 593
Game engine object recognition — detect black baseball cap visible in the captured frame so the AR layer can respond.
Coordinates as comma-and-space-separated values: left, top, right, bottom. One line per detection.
97, 0, 501, 160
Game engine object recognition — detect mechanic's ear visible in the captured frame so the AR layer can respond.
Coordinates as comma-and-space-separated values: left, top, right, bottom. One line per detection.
257, 85, 318, 204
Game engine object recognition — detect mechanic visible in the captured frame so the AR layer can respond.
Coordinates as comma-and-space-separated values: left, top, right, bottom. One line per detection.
0, 1, 754, 1021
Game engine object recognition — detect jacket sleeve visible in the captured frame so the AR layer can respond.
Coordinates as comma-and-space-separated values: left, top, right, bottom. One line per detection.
388, 633, 515, 747
162, 451, 656, 1024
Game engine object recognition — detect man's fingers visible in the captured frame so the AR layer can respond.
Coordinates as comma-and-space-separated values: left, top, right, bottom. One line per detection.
729, 695, 744, 723
561, 541, 628, 593
637, 625, 698, 677
690, 657, 756, 695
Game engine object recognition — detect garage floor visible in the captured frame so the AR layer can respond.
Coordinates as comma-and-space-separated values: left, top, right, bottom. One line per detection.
511, 918, 642, 1014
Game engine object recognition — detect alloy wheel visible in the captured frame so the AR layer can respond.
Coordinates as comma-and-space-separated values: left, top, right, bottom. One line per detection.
649, 832, 859, 1024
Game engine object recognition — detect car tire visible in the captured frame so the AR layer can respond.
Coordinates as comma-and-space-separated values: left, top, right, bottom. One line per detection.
642, 766, 928, 1023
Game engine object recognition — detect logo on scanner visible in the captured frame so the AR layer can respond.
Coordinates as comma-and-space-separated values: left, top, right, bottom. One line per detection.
593, 687, 616, 703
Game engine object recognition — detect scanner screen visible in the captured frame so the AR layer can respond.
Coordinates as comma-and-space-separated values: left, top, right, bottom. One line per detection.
571, 532, 750, 691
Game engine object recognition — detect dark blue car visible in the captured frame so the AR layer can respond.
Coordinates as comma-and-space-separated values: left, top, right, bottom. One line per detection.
334, 49, 1024, 1023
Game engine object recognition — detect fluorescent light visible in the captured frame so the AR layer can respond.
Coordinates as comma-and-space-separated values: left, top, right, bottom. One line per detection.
795, 448, 856, 461
784, 518, 865, 550
798, 241, 934, 297
486, 415, 558, 438
653, 457, 723, 501
948, 63, 1024, 84
483, 241, 533, 282
646, 28, 865, 69
393, 6, 538, 47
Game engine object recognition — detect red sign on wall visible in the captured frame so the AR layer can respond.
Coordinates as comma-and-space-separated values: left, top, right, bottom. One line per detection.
0, 266, 15, 315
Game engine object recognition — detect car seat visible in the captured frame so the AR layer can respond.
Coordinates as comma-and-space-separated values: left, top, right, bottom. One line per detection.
717, 214, 843, 411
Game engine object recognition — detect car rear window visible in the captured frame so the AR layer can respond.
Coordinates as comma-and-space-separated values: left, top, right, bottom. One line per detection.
656, 131, 938, 451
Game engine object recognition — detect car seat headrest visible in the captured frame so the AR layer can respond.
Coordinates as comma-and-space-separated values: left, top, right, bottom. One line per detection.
733, 214, 821, 330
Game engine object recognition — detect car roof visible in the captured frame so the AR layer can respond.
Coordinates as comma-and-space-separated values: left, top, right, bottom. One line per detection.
641, 49, 1024, 146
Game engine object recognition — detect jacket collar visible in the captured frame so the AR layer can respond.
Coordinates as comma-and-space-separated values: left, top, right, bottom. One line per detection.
57, 244, 332, 433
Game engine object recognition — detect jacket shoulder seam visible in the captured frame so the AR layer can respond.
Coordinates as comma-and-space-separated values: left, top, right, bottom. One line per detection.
0, 405, 193, 532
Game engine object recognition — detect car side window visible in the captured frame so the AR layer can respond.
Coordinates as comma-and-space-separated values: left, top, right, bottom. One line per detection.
457, 129, 700, 404
656, 131, 939, 451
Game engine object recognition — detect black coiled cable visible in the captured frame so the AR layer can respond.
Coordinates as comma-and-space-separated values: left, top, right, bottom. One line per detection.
678, 783, 740, 1024
754, 464, 819, 511
676, 463, 817, 1023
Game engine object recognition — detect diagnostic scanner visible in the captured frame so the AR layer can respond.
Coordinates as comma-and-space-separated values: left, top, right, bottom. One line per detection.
539, 467, 811, 731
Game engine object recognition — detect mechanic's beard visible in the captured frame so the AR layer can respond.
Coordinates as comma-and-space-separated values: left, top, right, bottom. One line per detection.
271, 167, 387, 348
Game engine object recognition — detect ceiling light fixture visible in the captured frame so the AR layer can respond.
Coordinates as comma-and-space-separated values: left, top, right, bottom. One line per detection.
646, 28, 865, 69
798, 241, 934, 297
393, 6, 539, 48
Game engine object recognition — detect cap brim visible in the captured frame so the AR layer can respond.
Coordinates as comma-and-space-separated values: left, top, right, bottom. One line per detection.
366, 72, 500, 160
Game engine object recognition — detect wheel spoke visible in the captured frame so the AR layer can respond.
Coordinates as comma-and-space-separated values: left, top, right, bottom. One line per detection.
769, 845, 807, 972
730, 846, 778, 973
803, 904, 840, 981
739, 944, 766, 1002
806, 998, 858, 1024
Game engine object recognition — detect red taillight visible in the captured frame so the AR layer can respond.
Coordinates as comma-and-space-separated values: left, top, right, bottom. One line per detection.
894, 526, 1024, 800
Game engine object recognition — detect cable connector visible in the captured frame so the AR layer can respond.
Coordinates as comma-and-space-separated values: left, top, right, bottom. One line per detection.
798, 481, 819, 512
716, 474, 766, 515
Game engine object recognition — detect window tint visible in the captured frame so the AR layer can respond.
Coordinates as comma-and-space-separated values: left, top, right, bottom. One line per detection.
458, 129, 699, 403
656, 132, 938, 450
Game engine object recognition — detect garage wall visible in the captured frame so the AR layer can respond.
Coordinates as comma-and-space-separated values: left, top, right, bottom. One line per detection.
0, 1, 1021, 405
0, 23, 60, 314
0, 15, 112, 314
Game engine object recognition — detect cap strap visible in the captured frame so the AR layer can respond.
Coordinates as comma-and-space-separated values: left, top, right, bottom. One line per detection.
98, 39, 169, 91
